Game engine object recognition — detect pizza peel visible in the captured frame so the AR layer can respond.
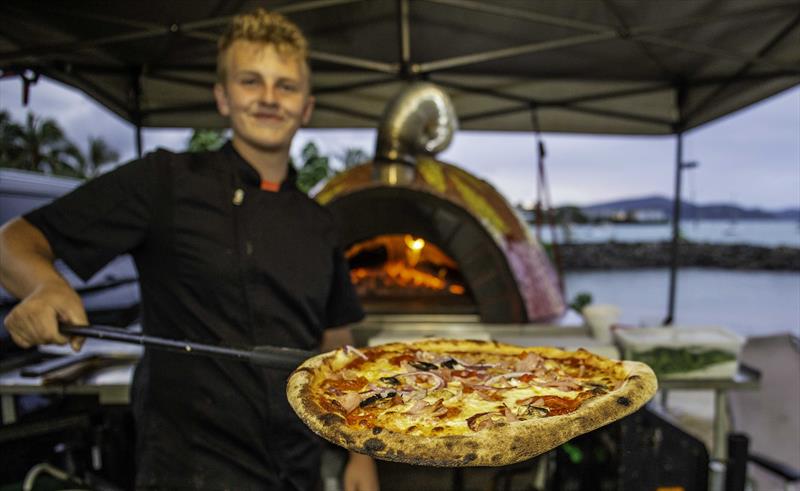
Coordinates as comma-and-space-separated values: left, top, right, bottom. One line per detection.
58, 323, 314, 371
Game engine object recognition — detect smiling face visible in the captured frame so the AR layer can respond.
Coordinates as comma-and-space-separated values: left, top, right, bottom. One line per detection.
214, 40, 314, 155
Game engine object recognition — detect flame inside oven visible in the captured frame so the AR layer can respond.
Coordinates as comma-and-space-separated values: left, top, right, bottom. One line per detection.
346, 235, 469, 298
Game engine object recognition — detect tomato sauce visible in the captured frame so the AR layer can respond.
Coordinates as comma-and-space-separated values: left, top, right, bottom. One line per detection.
318, 397, 345, 416
322, 376, 368, 392
389, 353, 417, 366
451, 369, 479, 379
346, 410, 376, 428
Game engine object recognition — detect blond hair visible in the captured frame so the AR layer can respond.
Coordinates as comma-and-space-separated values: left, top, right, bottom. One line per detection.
217, 8, 309, 82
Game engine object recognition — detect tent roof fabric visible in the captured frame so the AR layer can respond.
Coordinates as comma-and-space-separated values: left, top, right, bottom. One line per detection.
1, 0, 798, 134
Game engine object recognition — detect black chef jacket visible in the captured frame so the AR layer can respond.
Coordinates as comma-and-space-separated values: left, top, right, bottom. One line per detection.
25, 142, 364, 490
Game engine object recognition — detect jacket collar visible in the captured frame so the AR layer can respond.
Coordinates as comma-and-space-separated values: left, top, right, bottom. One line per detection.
222, 141, 298, 191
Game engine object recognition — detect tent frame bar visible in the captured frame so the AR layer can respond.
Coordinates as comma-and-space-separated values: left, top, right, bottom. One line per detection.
4, 0, 799, 76
664, 130, 685, 325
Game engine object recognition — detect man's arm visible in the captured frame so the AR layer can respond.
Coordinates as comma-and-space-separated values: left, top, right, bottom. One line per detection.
0, 217, 87, 350
320, 326, 380, 491
320, 325, 356, 352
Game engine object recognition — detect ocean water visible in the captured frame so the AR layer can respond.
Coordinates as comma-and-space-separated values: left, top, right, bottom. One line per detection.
564, 268, 800, 338
533, 219, 800, 248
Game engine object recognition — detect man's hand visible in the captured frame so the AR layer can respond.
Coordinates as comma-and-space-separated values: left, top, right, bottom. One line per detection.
0, 218, 87, 351
343, 452, 379, 491
4, 281, 87, 351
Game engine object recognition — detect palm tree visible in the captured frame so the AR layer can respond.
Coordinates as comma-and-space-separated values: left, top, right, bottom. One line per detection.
13, 112, 83, 177
82, 136, 120, 177
0, 110, 24, 166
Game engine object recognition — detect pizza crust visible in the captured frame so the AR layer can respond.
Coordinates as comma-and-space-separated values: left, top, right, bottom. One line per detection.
287, 339, 658, 467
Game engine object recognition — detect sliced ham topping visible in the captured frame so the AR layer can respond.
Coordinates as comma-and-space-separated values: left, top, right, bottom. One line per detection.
502, 404, 519, 423
405, 398, 448, 417
517, 396, 546, 406
434, 368, 453, 382
485, 372, 533, 386
541, 380, 583, 392
396, 371, 446, 390
430, 402, 448, 418
406, 400, 430, 415
466, 411, 502, 432
515, 352, 543, 372
339, 392, 362, 413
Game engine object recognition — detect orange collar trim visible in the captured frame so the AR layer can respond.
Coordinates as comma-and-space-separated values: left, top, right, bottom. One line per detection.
260, 180, 281, 192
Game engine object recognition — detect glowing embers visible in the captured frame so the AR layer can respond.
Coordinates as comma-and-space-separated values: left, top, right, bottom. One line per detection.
346, 235, 468, 298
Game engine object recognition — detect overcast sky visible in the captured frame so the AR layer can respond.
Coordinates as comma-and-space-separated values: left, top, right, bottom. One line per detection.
1, 77, 798, 210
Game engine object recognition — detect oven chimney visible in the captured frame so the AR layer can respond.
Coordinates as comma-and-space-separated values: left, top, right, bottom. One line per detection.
374, 82, 457, 185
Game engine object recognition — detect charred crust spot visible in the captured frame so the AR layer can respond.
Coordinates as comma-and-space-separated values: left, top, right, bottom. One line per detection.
464, 441, 479, 450
295, 367, 314, 375
617, 396, 631, 407
433, 426, 444, 432
372, 426, 383, 435
364, 438, 386, 452
445, 441, 455, 450
320, 413, 344, 426
492, 454, 502, 463
462, 453, 477, 464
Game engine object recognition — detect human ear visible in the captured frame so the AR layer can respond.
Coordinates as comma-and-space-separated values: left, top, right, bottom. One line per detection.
214, 83, 230, 117
301, 95, 315, 125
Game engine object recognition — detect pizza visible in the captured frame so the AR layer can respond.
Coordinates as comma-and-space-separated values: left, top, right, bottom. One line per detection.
286, 339, 657, 467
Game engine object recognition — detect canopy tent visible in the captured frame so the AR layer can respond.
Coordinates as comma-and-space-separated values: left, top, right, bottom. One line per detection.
2, 0, 798, 134
2, 0, 799, 323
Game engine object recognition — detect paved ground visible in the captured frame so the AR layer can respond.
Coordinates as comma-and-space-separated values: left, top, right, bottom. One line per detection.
665, 334, 800, 491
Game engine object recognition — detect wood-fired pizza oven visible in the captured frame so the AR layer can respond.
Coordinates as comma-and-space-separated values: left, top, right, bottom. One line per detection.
316, 159, 565, 323
315, 83, 564, 324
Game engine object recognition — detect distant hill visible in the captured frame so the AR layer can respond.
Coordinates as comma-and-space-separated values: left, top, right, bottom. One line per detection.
774, 208, 800, 220
580, 195, 798, 220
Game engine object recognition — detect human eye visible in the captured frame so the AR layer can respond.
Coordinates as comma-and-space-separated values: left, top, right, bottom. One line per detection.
278, 80, 300, 92
238, 75, 260, 86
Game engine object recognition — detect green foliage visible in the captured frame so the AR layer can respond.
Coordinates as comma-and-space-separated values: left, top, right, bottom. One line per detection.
295, 141, 331, 193
339, 147, 369, 169
0, 110, 118, 179
187, 129, 227, 153
0, 111, 24, 164
569, 292, 593, 313
632, 347, 736, 376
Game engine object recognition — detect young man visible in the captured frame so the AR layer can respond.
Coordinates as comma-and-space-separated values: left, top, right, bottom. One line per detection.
0, 9, 379, 491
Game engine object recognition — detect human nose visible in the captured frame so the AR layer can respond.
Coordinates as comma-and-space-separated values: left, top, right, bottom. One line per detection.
257, 83, 278, 106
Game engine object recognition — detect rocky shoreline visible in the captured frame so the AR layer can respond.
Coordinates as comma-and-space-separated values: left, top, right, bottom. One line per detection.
557, 242, 800, 271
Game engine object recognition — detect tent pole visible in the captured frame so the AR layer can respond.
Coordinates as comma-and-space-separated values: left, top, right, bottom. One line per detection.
131, 66, 143, 159
398, 0, 411, 77
664, 130, 684, 325
135, 125, 143, 159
